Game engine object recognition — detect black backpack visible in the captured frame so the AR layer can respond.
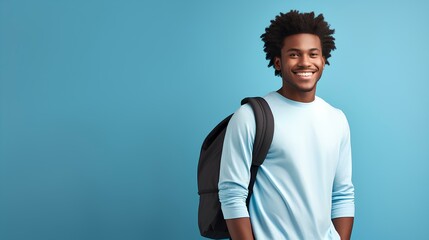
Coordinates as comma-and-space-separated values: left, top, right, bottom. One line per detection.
197, 97, 274, 239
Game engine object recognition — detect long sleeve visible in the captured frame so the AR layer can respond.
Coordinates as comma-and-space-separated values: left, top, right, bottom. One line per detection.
331, 111, 355, 219
216, 92, 355, 239
218, 104, 255, 219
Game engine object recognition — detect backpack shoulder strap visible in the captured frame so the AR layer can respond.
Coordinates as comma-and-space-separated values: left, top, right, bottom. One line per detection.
241, 97, 274, 166
241, 97, 274, 208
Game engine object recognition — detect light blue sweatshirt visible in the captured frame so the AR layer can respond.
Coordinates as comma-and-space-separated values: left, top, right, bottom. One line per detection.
219, 91, 354, 240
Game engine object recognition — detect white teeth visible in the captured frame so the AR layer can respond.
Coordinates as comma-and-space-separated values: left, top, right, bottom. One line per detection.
296, 72, 313, 77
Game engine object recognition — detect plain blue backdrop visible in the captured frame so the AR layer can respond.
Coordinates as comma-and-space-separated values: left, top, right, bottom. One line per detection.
1, 0, 428, 239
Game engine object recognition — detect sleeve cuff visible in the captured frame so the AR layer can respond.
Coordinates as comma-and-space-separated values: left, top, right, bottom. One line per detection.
221, 204, 249, 219
219, 187, 249, 219
331, 202, 355, 219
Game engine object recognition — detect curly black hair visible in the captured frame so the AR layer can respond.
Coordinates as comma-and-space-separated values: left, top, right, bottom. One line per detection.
261, 10, 336, 76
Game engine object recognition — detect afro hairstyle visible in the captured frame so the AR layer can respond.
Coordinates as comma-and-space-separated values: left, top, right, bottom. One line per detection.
261, 10, 336, 76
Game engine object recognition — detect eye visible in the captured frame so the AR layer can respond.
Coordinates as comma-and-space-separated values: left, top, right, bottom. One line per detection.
310, 53, 319, 57
289, 53, 299, 58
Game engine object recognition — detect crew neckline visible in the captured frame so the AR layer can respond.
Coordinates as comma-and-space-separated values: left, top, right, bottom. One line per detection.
272, 91, 319, 107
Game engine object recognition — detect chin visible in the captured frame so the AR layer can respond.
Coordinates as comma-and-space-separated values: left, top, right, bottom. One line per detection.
296, 82, 317, 91
295, 86, 316, 92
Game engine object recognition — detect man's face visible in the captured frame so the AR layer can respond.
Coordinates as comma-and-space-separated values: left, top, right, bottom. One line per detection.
274, 33, 326, 96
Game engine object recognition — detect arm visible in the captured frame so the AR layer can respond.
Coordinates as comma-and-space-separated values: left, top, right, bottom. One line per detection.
226, 217, 254, 240
332, 217, 354, 240
218, 105, 256, 239
331, 112, 355, 239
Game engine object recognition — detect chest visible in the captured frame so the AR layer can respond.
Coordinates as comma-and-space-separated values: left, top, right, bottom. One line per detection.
265, 108, 342, 176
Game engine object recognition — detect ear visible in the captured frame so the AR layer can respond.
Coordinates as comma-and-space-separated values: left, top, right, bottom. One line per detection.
274, 57, 281, 70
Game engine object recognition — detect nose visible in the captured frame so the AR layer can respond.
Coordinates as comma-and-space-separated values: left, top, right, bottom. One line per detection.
298, 54, 311, 67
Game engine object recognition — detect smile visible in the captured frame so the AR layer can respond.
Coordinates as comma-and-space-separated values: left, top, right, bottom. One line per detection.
293, 71, 315, 77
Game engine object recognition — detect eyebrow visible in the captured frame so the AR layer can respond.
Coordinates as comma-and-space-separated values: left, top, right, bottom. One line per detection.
286, 48, 321, 52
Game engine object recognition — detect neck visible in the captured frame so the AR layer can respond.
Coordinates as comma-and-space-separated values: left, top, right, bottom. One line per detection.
277, 87, 316, 103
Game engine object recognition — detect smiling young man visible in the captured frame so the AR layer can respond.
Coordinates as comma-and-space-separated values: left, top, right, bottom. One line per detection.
218, 11, 355, 239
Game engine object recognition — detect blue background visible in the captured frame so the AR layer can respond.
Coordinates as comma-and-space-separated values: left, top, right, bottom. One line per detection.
1, 0, 428, 239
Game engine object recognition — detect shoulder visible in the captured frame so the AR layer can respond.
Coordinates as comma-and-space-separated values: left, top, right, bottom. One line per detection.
234, 102, 254, 118
223, 101, 257, 142
229, 102, 256, 130
316, 96, 350, 130
316, 97, 347, 118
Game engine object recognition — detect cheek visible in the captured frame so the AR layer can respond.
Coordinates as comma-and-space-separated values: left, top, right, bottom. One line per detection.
316, 59, 325, 69
320, 57, 326, 67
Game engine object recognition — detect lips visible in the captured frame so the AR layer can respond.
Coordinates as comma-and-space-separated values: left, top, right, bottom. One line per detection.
294, 72, 313, 77
292, 70, 317, 79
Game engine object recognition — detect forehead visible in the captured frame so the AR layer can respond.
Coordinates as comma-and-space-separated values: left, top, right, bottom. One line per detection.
282, 33, 322, 50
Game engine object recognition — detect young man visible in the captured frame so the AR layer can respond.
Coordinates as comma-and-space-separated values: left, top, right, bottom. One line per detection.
218, 11, 355, 239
